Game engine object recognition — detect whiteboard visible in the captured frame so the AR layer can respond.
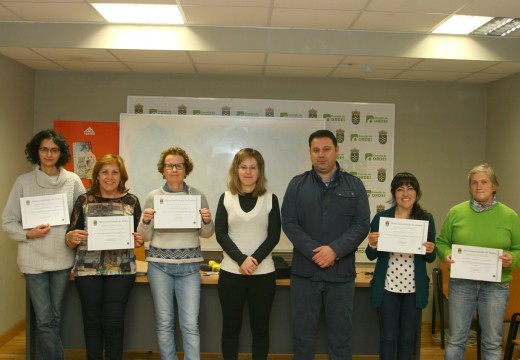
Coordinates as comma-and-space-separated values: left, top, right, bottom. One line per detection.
120, 114, 324, 251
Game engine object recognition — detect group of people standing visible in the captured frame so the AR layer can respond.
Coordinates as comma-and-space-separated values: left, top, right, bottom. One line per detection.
2, 128, 519, 360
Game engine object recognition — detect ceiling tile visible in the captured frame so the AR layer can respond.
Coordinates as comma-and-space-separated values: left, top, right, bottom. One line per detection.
331, 67, 402, 79
271, 8, 358, 29
179, 0, 270, 6
367, 0, 468, 14
0, 0, 520, 83
267, 54, 343, 67
0, 4, 22, 20
182, 5, 269, 26
457, 73, 510, 83
125, 62, 196, 73
274, 0, 370, 11
190, 52, 265, 65
55, 61, 130, 72
411, 59, 498, 72
353, 12, 447, 32
0, 47, 46, 60
481, 62, 520, 74
111, 50, 191, 63
342, 56, 421, 70
459, 0, 520, 18
196, 64, 263, 76
17, 59, 66, 71
32, 48, 118, 62
395, 70, 471, 81
265, 66, 333, 77
3, 2, 105, 22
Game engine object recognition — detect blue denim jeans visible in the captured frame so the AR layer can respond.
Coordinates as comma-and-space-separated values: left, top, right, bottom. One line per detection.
148, 262, 201, 360
378, 290, 420, 360
291, 275, 355, 360
25, 268, 71, 360
445, 278, 509, 360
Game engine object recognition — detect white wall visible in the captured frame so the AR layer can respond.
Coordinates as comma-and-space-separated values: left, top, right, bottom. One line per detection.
487, 73, 520, 214
0, 55, 35, 335
34, 71, 488, 225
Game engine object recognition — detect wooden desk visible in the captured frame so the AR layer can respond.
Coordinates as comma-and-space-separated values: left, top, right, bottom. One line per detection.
25, 267, 418, 359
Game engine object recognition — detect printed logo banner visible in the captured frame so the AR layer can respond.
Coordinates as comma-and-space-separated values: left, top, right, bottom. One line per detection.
127, 96, 395, 262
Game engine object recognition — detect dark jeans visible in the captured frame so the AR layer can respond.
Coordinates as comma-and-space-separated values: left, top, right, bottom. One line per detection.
217, 270, 276, 360
25, 268, 71, 360
75, 274, 136, 360
378, 290, 420, 360
290, 275, 355, 360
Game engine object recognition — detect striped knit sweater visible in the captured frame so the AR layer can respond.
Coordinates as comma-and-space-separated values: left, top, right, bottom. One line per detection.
138, 184, 215, 264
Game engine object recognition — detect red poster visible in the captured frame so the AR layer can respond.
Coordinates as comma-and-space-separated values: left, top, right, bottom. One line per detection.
54, 120, 119, 189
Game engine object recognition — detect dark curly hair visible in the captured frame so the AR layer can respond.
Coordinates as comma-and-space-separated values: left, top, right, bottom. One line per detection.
25, 129, 71, 167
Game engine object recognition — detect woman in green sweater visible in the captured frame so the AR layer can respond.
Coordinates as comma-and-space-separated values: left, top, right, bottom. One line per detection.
436, 163, 520, 360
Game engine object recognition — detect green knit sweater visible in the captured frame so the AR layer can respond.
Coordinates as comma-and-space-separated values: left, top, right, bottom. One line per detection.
436, 201, 520, 283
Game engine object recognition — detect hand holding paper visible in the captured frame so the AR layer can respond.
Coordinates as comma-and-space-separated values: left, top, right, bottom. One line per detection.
377, 217, 429, 255
20, 193, 69, 229
153, 195, 202, 229
87, 216, 134, 251
450, 244, 503, 282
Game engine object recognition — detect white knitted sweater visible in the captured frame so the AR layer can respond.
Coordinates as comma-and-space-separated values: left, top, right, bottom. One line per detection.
2, 166, 85, 273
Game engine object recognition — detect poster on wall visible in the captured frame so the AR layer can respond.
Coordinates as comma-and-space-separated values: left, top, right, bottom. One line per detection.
54, 120, 119, 190
126, 96, 395, 262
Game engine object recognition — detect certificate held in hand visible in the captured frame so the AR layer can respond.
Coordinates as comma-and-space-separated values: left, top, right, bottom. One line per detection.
153, 195, 202, 229
20, 193, 69, 229
377, 217, 429, 255
87, 215, 134, 251
450, 244, 503, 282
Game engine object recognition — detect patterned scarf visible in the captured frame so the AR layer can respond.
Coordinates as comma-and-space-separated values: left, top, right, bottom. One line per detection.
470, 194, 497, 212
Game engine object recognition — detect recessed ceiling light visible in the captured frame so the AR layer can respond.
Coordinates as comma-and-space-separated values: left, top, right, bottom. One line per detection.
471, 17, 520, 36
92, 3, 184, 25
433, 15, 492, 35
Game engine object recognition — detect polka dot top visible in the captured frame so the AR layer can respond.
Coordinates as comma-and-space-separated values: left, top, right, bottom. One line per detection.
384, 252, 416, 293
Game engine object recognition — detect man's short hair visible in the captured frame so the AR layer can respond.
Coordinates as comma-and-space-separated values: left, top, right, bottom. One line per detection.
308, 129, 337, 147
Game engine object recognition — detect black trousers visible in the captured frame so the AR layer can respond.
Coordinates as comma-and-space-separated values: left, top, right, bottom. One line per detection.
217, 269, 276, 360
75, 274, 136, 360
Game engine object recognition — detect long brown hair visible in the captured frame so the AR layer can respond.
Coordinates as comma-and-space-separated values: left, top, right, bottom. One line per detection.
227, 148, 267, 197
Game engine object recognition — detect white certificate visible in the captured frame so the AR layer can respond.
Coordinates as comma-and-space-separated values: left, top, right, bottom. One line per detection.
377, 217, 429, 255
153, 195, 201, 229
450, 244, 503, 282
87, 216, 134, 251
20, 193, 69, 229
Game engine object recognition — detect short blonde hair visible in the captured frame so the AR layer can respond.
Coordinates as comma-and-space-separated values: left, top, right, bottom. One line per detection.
467, 163, 499, 188
227, 148, 267, 197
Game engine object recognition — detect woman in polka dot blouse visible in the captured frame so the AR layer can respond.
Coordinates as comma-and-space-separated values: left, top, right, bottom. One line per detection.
366, 172, 436, 360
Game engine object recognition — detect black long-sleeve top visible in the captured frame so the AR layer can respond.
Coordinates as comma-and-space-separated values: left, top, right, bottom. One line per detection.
215, 192, 281, 266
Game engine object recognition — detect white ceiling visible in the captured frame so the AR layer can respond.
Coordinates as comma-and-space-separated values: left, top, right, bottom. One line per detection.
1, 0, 520, 83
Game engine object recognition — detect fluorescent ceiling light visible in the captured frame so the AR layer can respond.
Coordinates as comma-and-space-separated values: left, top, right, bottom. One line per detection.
471, 17, 520, 36
92, 3, 184, 25
433, 15, 492, 35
